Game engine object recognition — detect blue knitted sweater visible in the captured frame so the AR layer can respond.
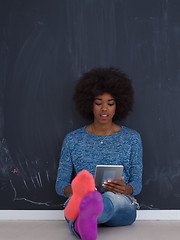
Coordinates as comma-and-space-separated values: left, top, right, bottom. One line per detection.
55, 126, 143, 197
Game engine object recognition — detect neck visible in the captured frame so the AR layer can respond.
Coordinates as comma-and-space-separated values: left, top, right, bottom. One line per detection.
92, 121, 114, 136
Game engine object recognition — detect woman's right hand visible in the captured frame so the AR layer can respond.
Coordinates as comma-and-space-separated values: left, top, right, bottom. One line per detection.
103, 177, 133, 195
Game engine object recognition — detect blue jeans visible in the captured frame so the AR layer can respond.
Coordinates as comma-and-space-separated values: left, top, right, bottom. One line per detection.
65, 191, 139, 238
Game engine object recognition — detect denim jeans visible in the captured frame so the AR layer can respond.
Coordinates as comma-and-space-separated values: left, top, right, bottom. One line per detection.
65, 191, 139, 238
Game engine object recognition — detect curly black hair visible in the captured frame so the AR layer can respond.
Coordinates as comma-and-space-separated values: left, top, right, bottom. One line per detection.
73, 67, 134, 121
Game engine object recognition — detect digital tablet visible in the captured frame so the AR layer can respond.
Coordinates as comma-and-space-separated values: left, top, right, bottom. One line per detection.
95, 165, 124, 193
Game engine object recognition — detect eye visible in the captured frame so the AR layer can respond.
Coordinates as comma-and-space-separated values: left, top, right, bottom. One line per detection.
95, 103, 102, 106
108, 103, 115, 106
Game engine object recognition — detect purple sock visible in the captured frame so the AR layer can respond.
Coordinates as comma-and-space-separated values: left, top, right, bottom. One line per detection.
74, 191, 103, 240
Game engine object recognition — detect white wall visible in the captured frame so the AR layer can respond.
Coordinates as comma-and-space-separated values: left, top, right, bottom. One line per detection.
0, 210, 180, 220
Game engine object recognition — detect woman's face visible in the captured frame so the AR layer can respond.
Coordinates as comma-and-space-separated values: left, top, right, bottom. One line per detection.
92, 92, 116, 124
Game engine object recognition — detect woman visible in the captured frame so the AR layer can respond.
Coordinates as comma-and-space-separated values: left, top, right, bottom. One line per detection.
56, 67, 143, 240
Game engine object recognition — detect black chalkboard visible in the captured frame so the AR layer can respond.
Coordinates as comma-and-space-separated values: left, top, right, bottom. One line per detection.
0, 0, 180, 210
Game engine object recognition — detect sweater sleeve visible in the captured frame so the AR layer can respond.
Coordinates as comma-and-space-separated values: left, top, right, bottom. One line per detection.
128, 133, 143, 196
55, 135, 73, 197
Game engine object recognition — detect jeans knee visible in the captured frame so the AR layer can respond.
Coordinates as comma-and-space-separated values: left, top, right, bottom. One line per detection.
102, 192, 135, 210
115, 194, 135, 207
102, 191, 116, 207
102, 191, 115, 198
105, 205, 137, 227
101, 192, 137, 226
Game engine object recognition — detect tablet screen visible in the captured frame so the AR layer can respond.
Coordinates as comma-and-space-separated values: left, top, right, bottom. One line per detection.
95, 165, 124, 193
102, 170, 116, 182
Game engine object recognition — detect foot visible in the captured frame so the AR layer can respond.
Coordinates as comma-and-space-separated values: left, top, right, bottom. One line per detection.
74, 191, 104, 240
64, 170, 95, 220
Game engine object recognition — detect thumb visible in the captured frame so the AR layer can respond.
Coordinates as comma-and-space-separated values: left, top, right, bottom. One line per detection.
121, 176, 124, 181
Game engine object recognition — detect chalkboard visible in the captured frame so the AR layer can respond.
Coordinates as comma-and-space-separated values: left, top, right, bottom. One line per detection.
0, 0, 180, 210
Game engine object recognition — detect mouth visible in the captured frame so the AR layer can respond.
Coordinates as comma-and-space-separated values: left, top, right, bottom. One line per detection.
100, 114, 109, 119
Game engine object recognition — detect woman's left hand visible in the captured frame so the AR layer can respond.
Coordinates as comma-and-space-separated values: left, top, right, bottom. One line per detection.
103, 177, 133, 195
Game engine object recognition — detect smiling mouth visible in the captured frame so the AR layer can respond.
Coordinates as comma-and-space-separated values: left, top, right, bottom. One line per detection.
100, 114, 109, 117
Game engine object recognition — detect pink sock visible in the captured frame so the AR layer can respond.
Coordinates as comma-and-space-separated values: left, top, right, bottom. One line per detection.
65, 170, 95, 220
74, 191, 104, 240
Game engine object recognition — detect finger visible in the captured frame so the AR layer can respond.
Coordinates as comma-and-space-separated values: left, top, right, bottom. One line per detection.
104, 186, 117, 194
108, 189, 123, 194
106, 179, 125, 185
103, 185, 119, 193
103, 184, 125, 193
105, 183, 125, 191
104, 180, 125, 187
106, 184, 126, 193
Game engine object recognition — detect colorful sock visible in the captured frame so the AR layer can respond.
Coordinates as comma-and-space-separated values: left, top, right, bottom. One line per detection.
74, 191, 104, 240
64, 170, 95, 220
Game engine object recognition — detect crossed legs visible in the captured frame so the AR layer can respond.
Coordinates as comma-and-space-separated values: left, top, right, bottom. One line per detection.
64, 170, 137, 239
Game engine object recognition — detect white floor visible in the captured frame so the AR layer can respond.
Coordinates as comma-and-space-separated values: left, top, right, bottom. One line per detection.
0, 220, 180, 240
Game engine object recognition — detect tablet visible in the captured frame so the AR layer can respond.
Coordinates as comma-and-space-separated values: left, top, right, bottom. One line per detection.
95, 165, 124, 193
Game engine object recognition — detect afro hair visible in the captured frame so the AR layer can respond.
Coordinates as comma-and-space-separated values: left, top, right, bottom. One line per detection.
73, 67, 134, 121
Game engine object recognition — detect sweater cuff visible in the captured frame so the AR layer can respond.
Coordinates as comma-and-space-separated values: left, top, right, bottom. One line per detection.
128, 181, 141, 196
56, 181, 68, 197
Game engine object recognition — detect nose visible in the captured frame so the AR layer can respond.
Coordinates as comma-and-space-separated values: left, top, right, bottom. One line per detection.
101, 103, 107, 111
